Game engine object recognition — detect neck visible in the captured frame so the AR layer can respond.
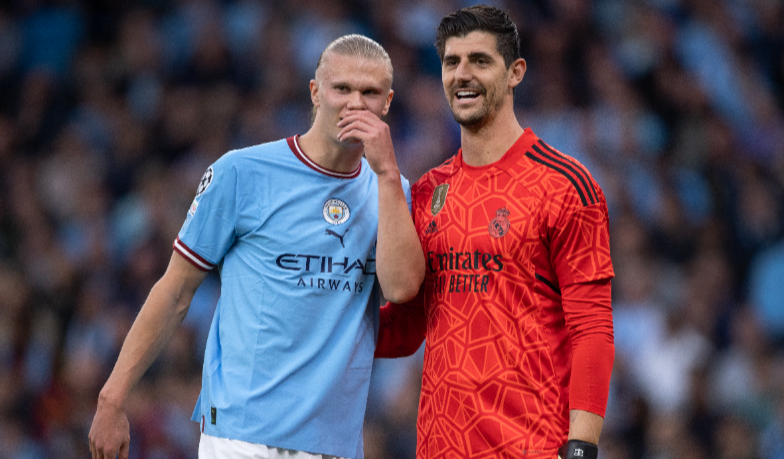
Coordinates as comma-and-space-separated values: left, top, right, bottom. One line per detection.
459, 103, 524, 167
297, 124, 365, 173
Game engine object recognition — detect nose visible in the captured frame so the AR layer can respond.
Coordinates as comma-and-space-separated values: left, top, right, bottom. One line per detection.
346, 91, 366, 110
454, 60, 472, 83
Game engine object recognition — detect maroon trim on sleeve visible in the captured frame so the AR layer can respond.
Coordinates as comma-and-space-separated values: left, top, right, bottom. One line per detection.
173, 237, 215, 271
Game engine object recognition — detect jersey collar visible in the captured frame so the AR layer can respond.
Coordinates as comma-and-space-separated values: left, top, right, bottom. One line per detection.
286, 135, 362, 179
449, 128, 539, 176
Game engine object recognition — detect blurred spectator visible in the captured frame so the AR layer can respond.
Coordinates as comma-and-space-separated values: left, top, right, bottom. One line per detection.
0, 0, 781, 457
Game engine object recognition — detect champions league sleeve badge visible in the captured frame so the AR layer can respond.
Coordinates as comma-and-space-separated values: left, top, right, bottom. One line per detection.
431, 184, 449, 216
323, 198, 350, 225
196, 166, 214, 197
488, 207, 510, 238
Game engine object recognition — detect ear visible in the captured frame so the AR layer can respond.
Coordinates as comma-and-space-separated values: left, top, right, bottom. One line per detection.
309, 79, 320, 107
381, 89, 394, 116
509, 58, 526, 89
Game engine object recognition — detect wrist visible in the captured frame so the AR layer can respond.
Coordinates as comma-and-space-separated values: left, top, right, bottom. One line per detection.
375, 167, 401, 182
558, 440, 598, 459
98, 384, 128, 410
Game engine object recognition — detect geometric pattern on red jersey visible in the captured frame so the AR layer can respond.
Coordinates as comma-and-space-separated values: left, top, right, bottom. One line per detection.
410, 129, 613, 458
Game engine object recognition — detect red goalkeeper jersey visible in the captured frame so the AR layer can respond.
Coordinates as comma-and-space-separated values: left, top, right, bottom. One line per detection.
377, 129, 615, 458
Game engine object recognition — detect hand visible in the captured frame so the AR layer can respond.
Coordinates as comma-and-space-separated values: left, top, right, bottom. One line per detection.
88, 397, 130, 459
337, 110, 399, 177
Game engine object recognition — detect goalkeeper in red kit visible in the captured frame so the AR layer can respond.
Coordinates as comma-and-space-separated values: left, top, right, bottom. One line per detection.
375, 5, 615, 459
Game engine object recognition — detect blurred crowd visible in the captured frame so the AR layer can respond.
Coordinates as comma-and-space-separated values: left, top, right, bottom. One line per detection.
0, 0, 783, 458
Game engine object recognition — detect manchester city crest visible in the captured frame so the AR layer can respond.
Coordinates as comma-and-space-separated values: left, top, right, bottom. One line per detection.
323, 198, 350, 225
431, 184, 449, 216
488, 207, 511, 239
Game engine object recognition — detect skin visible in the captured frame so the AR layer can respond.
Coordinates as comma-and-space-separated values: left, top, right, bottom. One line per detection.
89, 253, 207, 459
299, 51, 425, 301
441, 30, 604, 445
88, 49, 425, 459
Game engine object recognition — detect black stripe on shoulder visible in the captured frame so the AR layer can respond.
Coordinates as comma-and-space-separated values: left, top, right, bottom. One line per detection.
536, 273, 561, 296
525, 150, 588, 206
537, 141, 599, 204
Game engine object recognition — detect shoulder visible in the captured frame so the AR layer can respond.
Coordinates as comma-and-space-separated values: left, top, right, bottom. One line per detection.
220, 138, 290, 165
412, 154, 457, 195
520, 138, 605, 209
210, 138, 291, 175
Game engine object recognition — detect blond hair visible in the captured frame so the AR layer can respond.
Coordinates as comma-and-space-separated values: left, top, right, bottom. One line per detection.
316, 34, 393, 83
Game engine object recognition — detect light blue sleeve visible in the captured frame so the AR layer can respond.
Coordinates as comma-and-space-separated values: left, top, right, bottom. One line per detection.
400, 174, 412, 214
177, 155, 239, 267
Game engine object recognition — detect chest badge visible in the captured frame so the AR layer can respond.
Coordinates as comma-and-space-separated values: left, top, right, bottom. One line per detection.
431, 184, 450, 216
323, 198, 350, 225
488, 207, 510, 239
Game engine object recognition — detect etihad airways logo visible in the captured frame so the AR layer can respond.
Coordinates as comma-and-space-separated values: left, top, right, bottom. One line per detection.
427, 248, 504, 295
276, 253, 375, 274
275, 253, 375, 295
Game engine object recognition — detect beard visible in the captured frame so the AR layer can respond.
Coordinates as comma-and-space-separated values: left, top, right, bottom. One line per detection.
449, 84, 505, 128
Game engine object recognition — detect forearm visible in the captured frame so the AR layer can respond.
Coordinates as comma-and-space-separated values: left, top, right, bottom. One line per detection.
375, 172, 425, 303
100, 285, 188, 405
562, 279, 614, 445
99, 255, 203, 408
568, 409, 603, 444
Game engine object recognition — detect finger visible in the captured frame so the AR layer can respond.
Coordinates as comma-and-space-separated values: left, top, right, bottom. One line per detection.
341, 116, 381, 136
97, 443, 117, 459
338, 129, 366, 143
119, 439, 130, 459
338, 115, 373, 130
338, 110, 379, 127
338, 122, 372, 141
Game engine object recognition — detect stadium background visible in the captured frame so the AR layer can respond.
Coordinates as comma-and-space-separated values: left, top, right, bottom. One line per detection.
0, 0, 783, 457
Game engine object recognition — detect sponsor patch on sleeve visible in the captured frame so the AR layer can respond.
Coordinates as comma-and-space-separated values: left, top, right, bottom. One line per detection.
188, 198, 199, 216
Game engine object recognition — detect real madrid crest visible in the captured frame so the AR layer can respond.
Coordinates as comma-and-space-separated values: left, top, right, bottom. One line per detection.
323, 198, 350, 225
431, 184, 449, 216
488, 207, 510, 238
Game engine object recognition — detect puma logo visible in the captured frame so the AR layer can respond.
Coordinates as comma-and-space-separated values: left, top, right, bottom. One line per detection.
325, 228, 348, 248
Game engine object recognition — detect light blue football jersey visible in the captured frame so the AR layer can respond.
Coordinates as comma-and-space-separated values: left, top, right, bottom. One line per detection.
174, 136, 411, 459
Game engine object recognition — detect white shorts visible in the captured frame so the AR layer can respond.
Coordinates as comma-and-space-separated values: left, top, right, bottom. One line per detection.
198, 433, 349, 459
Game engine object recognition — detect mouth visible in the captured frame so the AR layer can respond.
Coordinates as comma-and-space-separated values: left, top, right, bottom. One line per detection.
454, 89, 481, 102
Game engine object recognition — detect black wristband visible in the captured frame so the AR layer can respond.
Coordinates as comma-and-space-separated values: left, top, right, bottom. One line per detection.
558, 440, 598, 459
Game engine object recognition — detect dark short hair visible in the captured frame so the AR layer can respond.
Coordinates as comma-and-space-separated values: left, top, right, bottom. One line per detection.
435, 4, 520, 68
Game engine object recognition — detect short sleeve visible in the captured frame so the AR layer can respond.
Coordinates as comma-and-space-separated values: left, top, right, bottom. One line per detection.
174, 157, 239, 271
